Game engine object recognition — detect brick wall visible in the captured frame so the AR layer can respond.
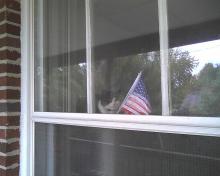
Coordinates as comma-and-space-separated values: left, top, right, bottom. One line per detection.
0, 0, 20, 175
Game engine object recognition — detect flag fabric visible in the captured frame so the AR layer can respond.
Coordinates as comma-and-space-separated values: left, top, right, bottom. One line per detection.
118, 72, 152, 115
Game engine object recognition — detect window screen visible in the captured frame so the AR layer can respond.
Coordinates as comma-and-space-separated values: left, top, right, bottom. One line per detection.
35, 123, 220, 176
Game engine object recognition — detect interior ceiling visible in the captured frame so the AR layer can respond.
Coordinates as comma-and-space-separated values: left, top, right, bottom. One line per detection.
93, 0, 220, 46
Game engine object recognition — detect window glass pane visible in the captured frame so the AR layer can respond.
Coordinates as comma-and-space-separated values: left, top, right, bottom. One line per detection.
34, 0, 87, 112
91, 0, 161, 115
35, 123, 220, 176
168, 0, 220, 116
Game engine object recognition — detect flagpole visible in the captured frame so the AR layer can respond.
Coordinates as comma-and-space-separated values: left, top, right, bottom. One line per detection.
117, 71, 143, 113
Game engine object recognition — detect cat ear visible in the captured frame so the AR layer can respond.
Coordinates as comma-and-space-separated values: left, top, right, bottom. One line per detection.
111, 97, 116, 103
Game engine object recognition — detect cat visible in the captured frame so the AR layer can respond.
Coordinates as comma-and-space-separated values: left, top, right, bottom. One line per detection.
98, 97, 120, 114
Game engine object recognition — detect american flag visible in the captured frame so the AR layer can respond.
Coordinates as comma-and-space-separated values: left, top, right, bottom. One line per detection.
118, 72, 152, 115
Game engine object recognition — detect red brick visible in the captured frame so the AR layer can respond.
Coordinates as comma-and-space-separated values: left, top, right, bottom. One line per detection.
0, 141, 19, 153
0, 11, 20, 24
0, 116, 20, 126
0, 0, 20, 175
0, 0, 20, 11
6, 0, 20, 11
6, 155, 19, 166
0, 11, 5, 22
0, 64, 20, 74
0, 155, 19, 166
0, 169, 6, 176
0, 23, 20, 36
0, 129, 19, 139
0, 50, 20, 60
7, 141, 19, 152
0, 156, 6, 166
0, 37, 20, 48
0, 167, 19, 176
0, 0, 5, 9
0, 129, 6, 139
0, 77, 20, 87
0, 90, 20, 99
7, 12, 20, 24
7, 37, 20, 48
6, 128, 19, 138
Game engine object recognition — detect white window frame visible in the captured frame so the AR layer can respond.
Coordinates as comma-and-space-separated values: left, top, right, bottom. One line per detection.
20, 0, 220, 176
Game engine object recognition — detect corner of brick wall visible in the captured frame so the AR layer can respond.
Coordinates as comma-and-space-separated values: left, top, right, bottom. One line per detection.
0, 0, 21, 175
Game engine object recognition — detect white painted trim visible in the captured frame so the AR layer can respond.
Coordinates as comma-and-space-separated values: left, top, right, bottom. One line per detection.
30, 0, 35, 133
158, 0, 170, 116
86, 0, 94, 113
20, 0, 32, 175
33, 114, 220, 137
33, 112, 220, 137
30, 0, 35, 175
32, 112, 220, 128
30, 121, 35, 176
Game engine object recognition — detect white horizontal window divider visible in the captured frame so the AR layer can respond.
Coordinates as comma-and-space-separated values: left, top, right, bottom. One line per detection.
33, 112, 220, 137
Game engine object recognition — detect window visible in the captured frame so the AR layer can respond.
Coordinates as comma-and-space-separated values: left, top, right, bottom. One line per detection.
168, 0, 220, 117
34, 0, 220, 117
34, 0, 87, 112
34, 0, 162, 115
21, 0, 220, 176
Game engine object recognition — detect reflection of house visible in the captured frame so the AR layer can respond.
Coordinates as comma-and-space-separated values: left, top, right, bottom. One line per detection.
177, 91, 201, 116
1, 0, 220, 176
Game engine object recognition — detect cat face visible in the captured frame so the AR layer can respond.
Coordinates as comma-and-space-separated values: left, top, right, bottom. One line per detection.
98, 97, 120, 114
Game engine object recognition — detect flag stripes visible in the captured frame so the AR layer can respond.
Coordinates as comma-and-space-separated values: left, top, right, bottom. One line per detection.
118, 72, 152, 115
